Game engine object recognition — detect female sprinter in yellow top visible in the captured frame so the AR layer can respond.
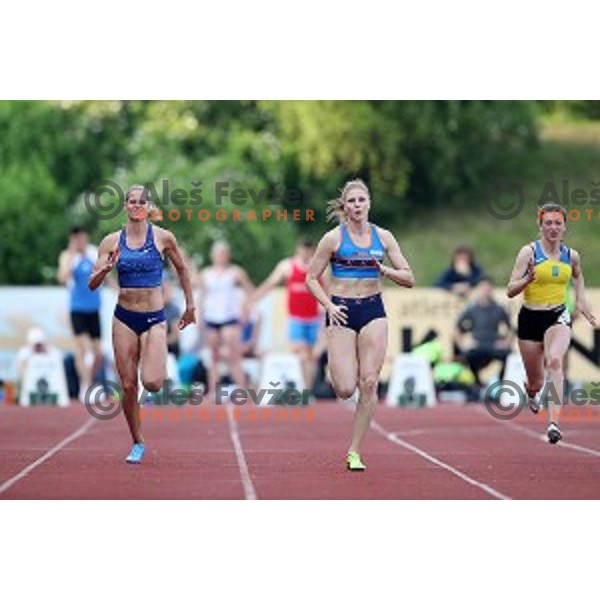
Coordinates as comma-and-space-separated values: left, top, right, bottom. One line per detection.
507, 203, 596, 443
89, 185, 196, 463
306, 179, 415, 471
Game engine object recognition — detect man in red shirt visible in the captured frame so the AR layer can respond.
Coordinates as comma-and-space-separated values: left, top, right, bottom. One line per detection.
250, 239, 324, 390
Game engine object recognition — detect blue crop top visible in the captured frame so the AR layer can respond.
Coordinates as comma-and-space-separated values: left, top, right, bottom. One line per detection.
330, 224, 385, 279
117, 224, 163, 288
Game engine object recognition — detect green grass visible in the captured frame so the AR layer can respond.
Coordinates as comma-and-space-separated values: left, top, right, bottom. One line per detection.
397, 120, 600, 286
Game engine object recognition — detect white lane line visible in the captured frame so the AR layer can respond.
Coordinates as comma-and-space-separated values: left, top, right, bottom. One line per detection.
226, 404, 257, 500
496, 416, 600, 459
0, 418, 96, 496
371, 419, 512, 500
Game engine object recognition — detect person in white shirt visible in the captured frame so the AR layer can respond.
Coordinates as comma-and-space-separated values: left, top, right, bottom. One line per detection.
16, 328, 62, 386
197, 241, 254, 400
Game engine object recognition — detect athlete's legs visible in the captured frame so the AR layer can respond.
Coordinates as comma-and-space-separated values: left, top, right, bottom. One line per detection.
518, 339, 545, 399
140, 322, 168, 392
112, 318, 143, 444
543, 324, 572, 424
349, 318, 388, 454
327, 326, 358, 400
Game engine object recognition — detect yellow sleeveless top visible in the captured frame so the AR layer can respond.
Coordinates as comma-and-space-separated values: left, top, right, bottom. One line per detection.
524, 240, 572, 305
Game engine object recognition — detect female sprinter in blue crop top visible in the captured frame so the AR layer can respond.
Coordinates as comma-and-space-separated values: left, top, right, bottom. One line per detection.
89, 185, 196, 464
306, 179, 415, 472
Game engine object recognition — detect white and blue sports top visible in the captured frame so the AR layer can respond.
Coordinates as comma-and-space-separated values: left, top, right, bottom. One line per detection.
330, 223, 385, 279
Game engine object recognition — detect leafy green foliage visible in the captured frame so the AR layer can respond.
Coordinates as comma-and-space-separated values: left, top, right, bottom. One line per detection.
2, 99, 592, 286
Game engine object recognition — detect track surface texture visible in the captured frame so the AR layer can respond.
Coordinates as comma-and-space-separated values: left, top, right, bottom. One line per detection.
2, 401, 599, 499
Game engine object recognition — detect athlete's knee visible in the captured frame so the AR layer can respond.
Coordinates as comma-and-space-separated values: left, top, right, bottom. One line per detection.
122, 382, 139, 400
359, 374, 378, 392
546, 353, 564, 373
142, 377, 164, 392
226, 345, 242, 361
336, 384, 356, 400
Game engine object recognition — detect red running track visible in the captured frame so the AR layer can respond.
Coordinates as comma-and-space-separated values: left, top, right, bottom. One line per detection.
1, 401, 600, 499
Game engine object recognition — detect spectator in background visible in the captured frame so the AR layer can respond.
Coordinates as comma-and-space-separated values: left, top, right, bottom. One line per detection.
248, 239, 324, 391
237, 299, 263, 387
311, 325, 335, 399
454, 277, 513, 386
16, 328, 61, 384
240, 306, 263, 359
435, 246, 485, 298
57, 226, 103, 401
197, 241, 254, 400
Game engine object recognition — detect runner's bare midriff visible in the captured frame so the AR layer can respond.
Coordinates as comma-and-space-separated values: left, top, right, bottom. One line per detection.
523, 302, 566, 311
118, 287, 164, 312
330, 277, 382, 299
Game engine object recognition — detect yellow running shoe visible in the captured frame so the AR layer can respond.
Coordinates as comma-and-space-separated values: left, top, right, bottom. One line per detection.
346, 451, 366, 471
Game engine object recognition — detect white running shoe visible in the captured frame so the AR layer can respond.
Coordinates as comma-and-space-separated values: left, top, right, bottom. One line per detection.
547, 421, 563, 444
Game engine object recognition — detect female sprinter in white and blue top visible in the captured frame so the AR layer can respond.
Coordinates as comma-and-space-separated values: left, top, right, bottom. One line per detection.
306, 179, 415, 471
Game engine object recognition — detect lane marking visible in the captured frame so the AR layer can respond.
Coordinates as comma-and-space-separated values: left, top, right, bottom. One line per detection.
226, 404, 257, 500
0, 418, 96, 496
371, 418, 512, 500
493, 415, 600, 459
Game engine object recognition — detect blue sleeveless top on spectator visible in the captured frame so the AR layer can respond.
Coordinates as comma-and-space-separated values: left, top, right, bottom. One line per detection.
70, 248, 101, 312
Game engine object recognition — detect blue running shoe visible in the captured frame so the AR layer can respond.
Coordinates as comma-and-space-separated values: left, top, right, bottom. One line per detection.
125, 443, 145, 464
